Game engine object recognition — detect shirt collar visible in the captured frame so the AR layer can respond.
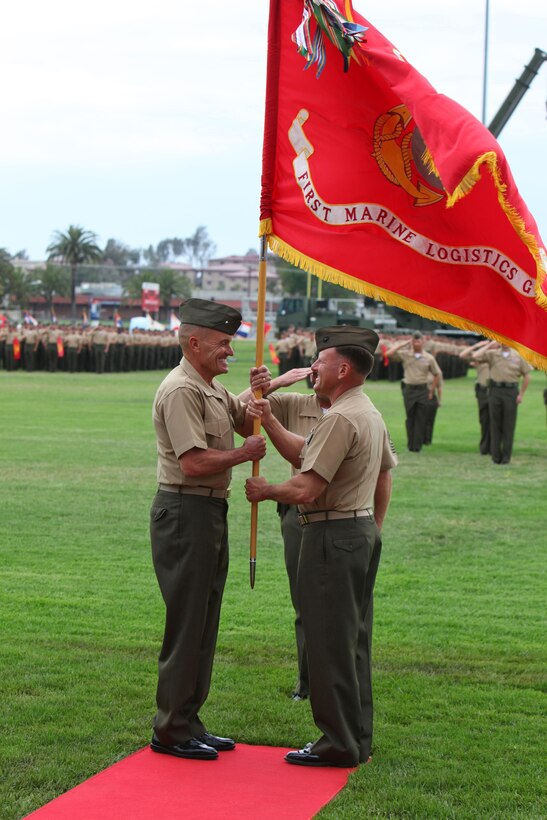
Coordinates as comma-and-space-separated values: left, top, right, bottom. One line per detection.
180, 357, 224, 398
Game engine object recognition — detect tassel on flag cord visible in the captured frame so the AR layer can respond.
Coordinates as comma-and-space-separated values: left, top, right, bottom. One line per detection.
259, 0, 547, 371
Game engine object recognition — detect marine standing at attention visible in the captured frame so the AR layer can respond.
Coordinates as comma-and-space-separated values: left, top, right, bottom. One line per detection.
246, 327, 397, 768
149, 298, 266, 761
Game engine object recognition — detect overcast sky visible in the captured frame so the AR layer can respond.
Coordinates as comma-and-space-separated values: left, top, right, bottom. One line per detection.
1, 0, 545, 261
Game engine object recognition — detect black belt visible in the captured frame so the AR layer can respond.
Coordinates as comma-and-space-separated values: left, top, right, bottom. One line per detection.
490, 381, 517, 388
158, 484, 230, 499
298, 509, 374, 526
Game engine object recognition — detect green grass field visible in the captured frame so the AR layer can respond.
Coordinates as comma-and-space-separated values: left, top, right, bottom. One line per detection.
1, 344, 545, 819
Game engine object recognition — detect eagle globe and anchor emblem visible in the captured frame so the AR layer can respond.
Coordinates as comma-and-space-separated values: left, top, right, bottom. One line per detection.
288, 106, 445, 214
372, 103, 445, 207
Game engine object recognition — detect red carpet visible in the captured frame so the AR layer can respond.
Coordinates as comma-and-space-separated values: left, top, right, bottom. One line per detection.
25, 744, 355, 819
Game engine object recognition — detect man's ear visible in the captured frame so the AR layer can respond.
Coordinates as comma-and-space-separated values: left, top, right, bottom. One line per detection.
188, 335, 200, 353
338, 360, 350, 378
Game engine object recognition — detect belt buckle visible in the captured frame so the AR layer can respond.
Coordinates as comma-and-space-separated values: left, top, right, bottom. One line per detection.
299, 513, 309, 525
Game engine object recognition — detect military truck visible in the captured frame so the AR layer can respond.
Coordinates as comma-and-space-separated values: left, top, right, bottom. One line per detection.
276, 296, 482, 337
276, 297, 392, 333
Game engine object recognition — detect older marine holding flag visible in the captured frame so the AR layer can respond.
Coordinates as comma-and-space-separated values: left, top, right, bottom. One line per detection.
246, 326, 397, 767
149, 298, 266, 761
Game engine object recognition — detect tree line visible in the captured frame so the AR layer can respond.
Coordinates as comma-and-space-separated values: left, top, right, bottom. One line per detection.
1, 223, 365, 322
0, 226, 214, 320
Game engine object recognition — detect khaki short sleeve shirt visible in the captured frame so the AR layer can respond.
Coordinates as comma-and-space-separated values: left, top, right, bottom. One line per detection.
92, 329, 108, 345
153, 358, 246, 488
268, 392, 324, 476
24, 329, 38, 345
476, 349, 532, 382
393, 349, 441, 384
299, 386, 397, 512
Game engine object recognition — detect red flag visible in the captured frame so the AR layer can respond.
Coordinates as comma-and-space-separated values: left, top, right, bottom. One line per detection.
13, 338, 21, 361
57, 337, 65, 358
264, 322, 272, 336
260, 0, 547, 370
268, 342, 280, 365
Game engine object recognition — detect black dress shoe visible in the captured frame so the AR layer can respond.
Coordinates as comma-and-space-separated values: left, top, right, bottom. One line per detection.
285, 744, 338, 767
285, 742, 357, 767
291, 693, 308, 702
195, 732, 236, 751
150, 735, 218, 760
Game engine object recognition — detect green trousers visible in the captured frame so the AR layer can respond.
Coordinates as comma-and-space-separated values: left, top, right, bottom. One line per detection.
403, 384, 428, 451
475, 384, 491, 455
298, 517, 381, 766
150, 491, 229, 745
489, 384, 518, 463
279, 505, 309, 697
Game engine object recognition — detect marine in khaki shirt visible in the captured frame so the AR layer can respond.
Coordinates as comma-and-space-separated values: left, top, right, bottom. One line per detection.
246, 326, 396, 770
386, 333, 441, 451
298, 386, 396, 513
475, 344, 532, 386
260, 377, 324, 701
149, 298, 267, 763
389, 345, 441, 385
474, 342, 532, 464
459, 339, 493, 454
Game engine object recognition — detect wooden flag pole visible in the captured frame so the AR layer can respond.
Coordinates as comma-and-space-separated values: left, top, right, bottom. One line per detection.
249, 234, 268, 588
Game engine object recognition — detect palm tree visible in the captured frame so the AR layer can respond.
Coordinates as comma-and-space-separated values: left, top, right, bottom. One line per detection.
47, 226, 102, 320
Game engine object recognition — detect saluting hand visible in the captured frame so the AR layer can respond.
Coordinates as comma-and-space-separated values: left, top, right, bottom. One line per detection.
276, 367, 312, 387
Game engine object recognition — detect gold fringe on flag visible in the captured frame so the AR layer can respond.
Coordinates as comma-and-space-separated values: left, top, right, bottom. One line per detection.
258, 225, 547, 372
439, 151, 547, 312
421, 147, 442, 180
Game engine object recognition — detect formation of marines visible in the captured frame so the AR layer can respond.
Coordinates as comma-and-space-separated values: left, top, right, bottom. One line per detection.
0, 323, 180, 373
275, 327, 470, 381
1, 318, 533, 466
